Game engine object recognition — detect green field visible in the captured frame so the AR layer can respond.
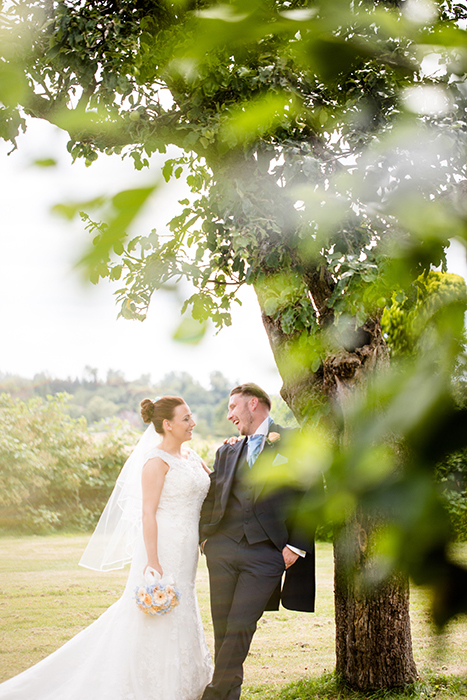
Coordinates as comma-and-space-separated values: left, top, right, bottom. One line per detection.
0, 536, 466, 698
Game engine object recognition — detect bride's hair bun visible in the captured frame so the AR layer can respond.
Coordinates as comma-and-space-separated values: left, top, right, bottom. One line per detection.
140, 396, 186, 435
140, 398, 155, 424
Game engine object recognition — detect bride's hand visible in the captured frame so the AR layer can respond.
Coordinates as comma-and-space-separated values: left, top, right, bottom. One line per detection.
144, 562, 163, 578
223, 436, 241, 445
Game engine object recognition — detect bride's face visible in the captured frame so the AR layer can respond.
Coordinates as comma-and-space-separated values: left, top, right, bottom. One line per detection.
165, 403, 196, 442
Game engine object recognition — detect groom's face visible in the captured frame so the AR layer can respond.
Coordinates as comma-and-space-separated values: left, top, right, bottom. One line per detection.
227, 392, 256, 436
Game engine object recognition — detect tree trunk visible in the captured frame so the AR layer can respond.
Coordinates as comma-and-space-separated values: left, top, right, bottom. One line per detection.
334, 517, 417, 689
259, 304, 418, 689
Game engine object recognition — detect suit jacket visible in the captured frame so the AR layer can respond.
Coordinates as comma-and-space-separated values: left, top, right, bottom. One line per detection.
199, 422, 315, 613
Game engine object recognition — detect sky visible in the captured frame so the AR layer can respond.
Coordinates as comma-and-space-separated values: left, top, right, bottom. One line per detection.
1, 119, 467, 396
0, 119, 282, 393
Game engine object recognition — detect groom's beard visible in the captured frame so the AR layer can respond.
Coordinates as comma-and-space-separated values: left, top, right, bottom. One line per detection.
238, 411, 257, 436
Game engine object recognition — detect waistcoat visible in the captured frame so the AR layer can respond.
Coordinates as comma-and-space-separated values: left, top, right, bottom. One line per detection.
219, 446, 269, 544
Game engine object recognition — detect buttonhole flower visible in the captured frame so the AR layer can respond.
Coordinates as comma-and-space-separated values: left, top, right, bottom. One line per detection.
267, 432, 281, 445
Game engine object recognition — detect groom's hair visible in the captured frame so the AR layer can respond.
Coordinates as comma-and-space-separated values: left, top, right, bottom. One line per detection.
230, 383, 271, 410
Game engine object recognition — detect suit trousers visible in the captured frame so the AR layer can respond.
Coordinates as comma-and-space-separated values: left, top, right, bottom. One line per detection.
201, 532, 285, 700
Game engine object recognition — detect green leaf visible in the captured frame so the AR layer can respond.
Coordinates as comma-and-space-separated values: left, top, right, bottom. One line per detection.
110, 265, 123, 280
162, 160, 174, 182
33, 158, 57, 168
172, 315, 208, 344
220, 92, 301, 147
77, 185, 158, 276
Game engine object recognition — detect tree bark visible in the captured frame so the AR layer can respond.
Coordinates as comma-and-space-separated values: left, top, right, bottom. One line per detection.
258, 301, 418, 689
334, 517, 417, 689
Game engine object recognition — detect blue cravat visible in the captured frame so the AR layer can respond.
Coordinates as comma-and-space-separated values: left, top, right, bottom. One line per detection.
247, 434, 264, 467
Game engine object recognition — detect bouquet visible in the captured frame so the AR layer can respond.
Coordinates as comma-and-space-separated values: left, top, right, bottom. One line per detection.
134, 568, 181, 616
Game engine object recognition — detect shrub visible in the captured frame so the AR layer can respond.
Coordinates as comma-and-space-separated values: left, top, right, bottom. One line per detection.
0, 393, 140, 533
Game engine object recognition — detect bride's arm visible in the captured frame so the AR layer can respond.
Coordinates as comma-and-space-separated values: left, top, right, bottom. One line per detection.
201, 459, 211, 474
141, 456, 169, 577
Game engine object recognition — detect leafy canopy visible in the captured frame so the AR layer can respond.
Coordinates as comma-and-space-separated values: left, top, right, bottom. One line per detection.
3, 0, 467, 335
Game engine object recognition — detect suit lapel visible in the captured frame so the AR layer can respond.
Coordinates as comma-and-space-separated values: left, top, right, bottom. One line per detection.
219, 438, 247, 511
268, 420, 281, 437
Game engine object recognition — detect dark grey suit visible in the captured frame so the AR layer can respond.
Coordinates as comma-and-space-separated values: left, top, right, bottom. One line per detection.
199, 423, 315, 700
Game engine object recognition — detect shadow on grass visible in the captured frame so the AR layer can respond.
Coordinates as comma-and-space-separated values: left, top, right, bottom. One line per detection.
244, 673, 467, 699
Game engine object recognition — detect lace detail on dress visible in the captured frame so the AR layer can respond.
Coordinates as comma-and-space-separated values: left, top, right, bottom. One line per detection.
149, 447, 209, 521
0, 448, 213, 700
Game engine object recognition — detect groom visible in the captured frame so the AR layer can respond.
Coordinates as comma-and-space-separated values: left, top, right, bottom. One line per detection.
199, 383, 315, 700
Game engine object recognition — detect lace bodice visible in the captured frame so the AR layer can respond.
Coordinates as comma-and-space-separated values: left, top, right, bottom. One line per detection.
146, 448, 210, 523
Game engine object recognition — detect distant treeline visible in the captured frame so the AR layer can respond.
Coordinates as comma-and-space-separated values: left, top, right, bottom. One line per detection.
0, 369, 296, 439
0, 369, 239, 439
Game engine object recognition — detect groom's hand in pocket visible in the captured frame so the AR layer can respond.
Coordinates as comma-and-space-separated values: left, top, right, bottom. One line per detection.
282, 546, 299, 569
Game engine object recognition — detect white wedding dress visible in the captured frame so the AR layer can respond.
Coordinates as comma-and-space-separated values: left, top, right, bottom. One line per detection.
0, 447, 213, 700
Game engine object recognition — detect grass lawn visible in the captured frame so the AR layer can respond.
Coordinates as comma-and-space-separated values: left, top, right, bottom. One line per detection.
0, 536, 466, 698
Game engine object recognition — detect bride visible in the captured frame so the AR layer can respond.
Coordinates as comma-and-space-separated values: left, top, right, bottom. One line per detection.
0, 396, 213, 700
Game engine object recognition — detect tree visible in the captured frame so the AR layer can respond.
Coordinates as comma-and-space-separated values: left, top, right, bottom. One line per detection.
3, 0, 467, 689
